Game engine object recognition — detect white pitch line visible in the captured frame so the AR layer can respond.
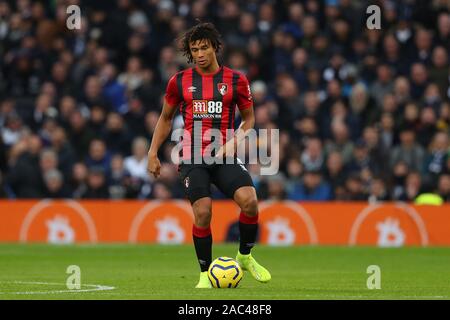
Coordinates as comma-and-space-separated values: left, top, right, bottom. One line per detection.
0, 281, 115, 295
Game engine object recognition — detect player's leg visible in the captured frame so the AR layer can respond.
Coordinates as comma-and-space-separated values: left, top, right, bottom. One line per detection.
192, 196, 213, 288
179, 165, 213, 288
211, 161, 271, 283
233, 186, 259, 255
233, 186, 271, 283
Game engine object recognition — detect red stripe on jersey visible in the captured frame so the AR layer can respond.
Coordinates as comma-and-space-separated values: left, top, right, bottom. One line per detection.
221, 67, 235, 145
201, 73, 214, 158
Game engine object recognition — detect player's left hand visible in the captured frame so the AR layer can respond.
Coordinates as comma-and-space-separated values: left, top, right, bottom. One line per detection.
215, 138, 236, 159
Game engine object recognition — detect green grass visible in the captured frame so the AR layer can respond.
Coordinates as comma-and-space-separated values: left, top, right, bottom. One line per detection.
0, 244, 449, 299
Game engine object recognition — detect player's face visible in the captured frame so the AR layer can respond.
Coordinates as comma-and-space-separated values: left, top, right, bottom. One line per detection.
189, 39, 216, 68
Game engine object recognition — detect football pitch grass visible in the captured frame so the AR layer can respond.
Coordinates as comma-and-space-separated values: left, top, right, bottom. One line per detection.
0, 244, 449, 300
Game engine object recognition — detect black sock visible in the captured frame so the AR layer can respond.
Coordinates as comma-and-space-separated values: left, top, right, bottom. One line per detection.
193, 225, 212, 272
239, 221, 258, 255
193, 235, 212, 272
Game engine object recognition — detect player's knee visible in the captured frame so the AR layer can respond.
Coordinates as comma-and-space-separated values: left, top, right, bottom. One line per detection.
240, 195, 258, 216
192, 198, 212, 227
194, 210, 212, 227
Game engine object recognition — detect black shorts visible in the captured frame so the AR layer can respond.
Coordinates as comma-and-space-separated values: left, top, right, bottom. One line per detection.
178, 159, 255, 204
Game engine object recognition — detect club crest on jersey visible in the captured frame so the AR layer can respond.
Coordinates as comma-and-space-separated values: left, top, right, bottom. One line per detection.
218, 83, 228, 96
184, 177, 189, 188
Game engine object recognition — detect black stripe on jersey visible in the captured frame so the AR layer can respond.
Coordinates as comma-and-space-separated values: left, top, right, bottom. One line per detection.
229, 72, 240, 129
212, 68, 225, 155
192, 68, 203, 163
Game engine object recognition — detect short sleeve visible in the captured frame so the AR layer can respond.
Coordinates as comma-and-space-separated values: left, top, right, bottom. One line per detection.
164, 74, 182, 107
236, 74, 253, 111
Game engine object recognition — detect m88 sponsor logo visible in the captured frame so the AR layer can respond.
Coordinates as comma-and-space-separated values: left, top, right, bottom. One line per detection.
193, 100, 222, 119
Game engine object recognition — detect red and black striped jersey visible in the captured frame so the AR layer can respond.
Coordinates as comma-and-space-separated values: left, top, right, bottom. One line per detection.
164, 65, 253, 161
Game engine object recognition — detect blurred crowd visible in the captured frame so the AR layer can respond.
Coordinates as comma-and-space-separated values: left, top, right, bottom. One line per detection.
0, 0, 449, 202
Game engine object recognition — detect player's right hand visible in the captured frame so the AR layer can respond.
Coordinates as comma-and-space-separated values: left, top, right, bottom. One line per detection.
147, 153, 161, 178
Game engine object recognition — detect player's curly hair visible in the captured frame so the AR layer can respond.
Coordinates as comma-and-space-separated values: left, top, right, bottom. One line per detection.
178, 21, 222, 64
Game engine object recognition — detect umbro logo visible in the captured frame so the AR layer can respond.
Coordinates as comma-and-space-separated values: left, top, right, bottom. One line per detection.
188, 86, 197, 93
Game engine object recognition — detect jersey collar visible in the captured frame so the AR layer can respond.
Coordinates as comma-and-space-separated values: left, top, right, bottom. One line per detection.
194, 65, 223, 76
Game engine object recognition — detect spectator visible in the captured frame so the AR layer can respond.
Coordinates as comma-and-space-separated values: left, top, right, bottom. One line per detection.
80, 166, 109, 199
124, 136, 149, 182
81, 75, 110, 110
412, 28, 433, 65
435, 12, 450, 48
50, 126, 75, 177
27, 94, 57, 132
400, 102, 421, 131
370, 64, 394, 109
429, 46, 449, 98
1, 113, 26, 147
378, 112, 396, 152
288, 169, 332, 201
324, 151, 347, 197
285, 158, 303, 185
39, 148, 59, 180
89, 105, 107, 136
150, 181, 173, 200
275, 74, 302, 129
401, 172, 423, 202
71, 162, 88, 199
67, 110, 96, 159
417, 107, 438, 148
343, 173, 367, 201
410, 63, 429, 101
362, 126, 387, 175
423, 131, 449, 185
349, 83, 377, 129
324, 120, 354, 165
393, 77, 411, 108
390, 127, 425, 172
347, 139, 380, 177
118, 56, 145, 92
261, 173, 288, 200
368, 178, 391, 203
101, 112, 131, 155
108, 154, 129, 199
7, 135, 44, 198
58, 96, 77, 131
43, 169, 71, 198
301, 137, 324, 172
100, 64, 128, 114
85, 139, 111, 173
124, 96, 147, 137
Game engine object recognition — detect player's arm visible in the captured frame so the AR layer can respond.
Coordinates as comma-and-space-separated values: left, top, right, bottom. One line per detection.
216, 106, 255, 158
234, 106, 255, 146
147, 100, 178, 178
